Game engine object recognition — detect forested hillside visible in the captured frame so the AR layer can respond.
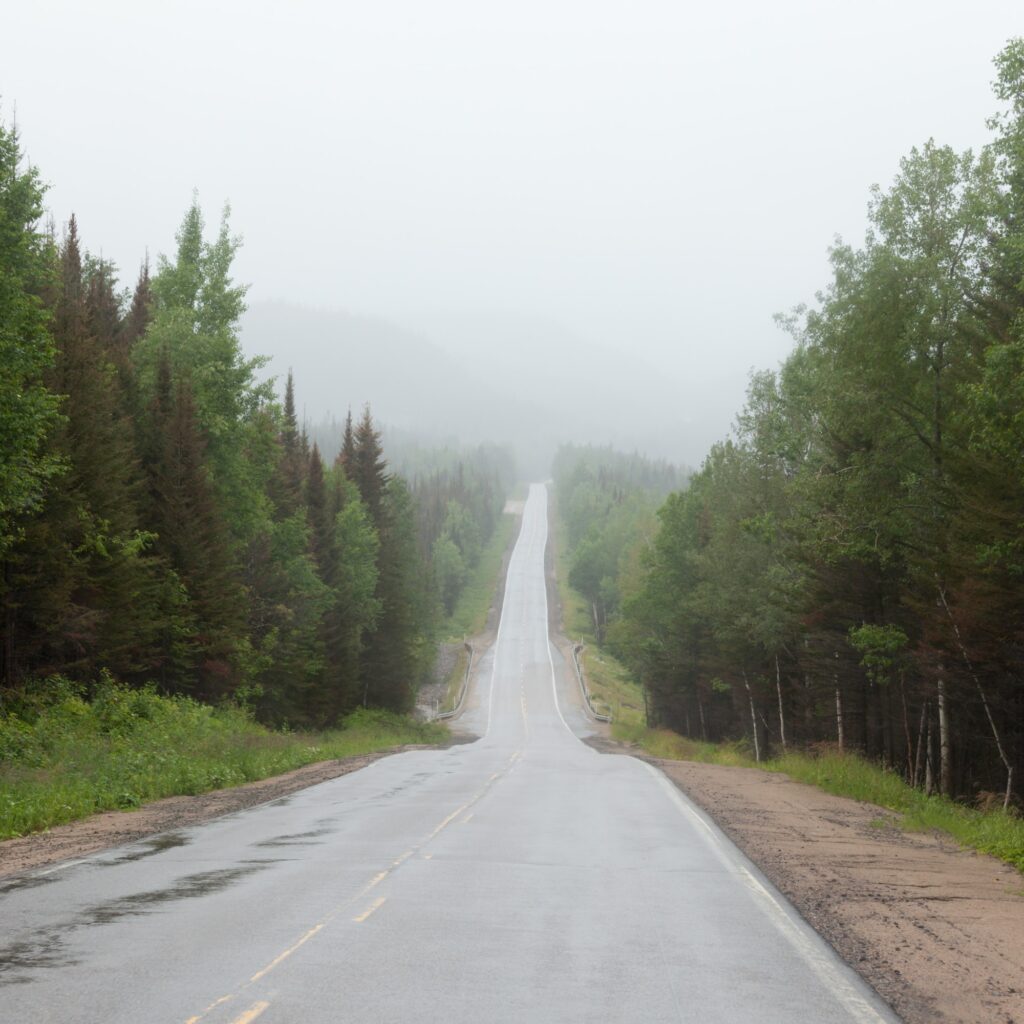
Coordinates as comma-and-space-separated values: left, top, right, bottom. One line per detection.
568, 40, 1024, 809
553, 445, 686, 646
0, 121, 511, 726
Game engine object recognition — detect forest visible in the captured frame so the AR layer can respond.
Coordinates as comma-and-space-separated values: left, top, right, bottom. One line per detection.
558, 40, 1024, 809
0, 121, 512, 728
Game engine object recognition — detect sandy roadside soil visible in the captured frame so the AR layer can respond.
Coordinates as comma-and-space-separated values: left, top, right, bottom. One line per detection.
622, 747, 1024, 1024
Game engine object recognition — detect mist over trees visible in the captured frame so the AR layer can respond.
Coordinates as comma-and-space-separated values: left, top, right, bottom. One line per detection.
0, 125, 512, 725
560, 40, 1024, 807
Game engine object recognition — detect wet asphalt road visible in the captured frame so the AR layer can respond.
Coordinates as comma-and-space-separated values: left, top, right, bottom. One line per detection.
0, 484, 899, 1024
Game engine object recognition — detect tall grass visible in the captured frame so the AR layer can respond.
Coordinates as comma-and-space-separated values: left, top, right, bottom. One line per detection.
0, 679, 446, 840
617, 721, 1024, 872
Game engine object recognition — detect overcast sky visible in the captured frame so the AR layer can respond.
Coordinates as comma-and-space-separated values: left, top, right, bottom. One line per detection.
5, 1, 1021, 455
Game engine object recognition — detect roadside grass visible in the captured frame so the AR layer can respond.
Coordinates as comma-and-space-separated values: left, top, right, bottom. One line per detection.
0, 681, 447, 840
617, 721, 1024, 872
442, 510, 518, 641
576, 648, 645, 727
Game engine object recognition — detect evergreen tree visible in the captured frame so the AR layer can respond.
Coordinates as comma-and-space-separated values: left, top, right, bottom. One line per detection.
145, 353, 245, 697
0, 119, 60, 576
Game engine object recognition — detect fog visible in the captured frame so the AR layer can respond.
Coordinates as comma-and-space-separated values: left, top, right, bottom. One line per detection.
5, 1, 1020, 467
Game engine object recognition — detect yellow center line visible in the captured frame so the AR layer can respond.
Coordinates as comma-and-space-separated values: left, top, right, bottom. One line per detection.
250, 923, 324, 982
185, 994, 234, 1023
353, 896, 387, 923
231, 1001, 271, 1024
183, 750, 524, 1024
427, 801, 473, 839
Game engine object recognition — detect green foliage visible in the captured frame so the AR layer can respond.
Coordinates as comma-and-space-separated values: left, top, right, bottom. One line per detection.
0, 119, 61, 560
137, 198, 273, 548
443, 510, 517, 639
848, 624, 908, 686
611, 41, 1024, 803
0, 679, 445, 839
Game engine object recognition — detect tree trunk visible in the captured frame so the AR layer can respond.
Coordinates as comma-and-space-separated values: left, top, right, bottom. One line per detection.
697, 694, 707, 742
1, 559, 13, 695
900, 678, 914, 783
913, 700, 928, 789
834, 651, 844, 751
743, 671, 760, 763
775, 653, 787, 752
937, 672, 952, 797
936, 581, 1015, 810
924, 711, 935, 796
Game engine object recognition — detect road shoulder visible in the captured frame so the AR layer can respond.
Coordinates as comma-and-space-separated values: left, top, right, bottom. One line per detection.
596, 743, 1024, 1024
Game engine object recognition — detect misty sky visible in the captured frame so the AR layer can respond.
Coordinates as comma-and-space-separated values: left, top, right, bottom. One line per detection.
5, 1, 1022, 457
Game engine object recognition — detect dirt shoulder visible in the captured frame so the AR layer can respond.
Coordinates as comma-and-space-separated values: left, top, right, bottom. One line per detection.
0, 744, 438, 880
627, 749, 1024, 1024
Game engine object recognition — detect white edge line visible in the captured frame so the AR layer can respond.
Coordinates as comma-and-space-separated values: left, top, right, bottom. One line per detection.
539, 485, 575, 738
639, 760, 900, 1024
484, 491, 526, 737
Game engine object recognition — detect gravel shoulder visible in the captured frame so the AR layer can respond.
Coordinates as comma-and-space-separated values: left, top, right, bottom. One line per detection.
618, 747, 1024, 1024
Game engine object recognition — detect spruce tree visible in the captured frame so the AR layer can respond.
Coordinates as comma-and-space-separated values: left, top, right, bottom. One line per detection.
145, 353, 244, 697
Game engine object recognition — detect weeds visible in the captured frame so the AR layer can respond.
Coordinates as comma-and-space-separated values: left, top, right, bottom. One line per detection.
0, 682, 446, 840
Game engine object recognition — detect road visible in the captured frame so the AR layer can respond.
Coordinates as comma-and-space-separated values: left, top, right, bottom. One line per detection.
0, 484, 898, 1023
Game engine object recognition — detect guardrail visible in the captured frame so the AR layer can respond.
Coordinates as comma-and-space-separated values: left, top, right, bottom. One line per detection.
571, 643, 612, 722
436, 642, 474, 720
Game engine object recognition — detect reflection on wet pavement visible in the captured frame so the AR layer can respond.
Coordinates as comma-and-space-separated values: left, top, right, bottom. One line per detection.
0, 863, 270, 986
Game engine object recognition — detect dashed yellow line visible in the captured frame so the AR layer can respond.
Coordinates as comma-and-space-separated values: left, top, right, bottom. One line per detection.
183, 750, 523, 1024
185, 994, 233, 1024
427, 801, 473, 839
231, 1001, 270, 1024
353, 896, 387, 923
250, 923, 324, 982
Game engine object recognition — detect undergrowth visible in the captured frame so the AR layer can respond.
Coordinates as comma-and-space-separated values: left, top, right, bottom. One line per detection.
615, 721, 1024, 873
0, 677, 446, 840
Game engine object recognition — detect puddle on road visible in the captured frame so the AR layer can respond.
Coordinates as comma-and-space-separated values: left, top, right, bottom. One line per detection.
0, 934, 73, 982
254, 828, 331, 848
83, 865, 268, 925
108, 832, 190, 865
0, 862, 271, 986
0, 873, 59, 899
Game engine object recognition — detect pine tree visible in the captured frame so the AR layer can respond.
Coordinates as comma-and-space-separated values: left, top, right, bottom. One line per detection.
351, 407, 388, 528
5, 219, 165, 682
337, 409, 357, 477
145, 353, 245, 697
0, 118, 60, 572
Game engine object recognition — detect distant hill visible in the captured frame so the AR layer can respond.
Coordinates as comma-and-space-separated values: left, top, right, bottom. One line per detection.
239, 301, 710, 472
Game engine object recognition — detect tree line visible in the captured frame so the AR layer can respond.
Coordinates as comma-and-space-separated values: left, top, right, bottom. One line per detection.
562, 40, 1024, 809
553, 444, 686, 646
0, 121, 511, 725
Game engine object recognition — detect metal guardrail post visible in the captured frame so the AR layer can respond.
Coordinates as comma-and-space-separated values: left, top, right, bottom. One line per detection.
437, 641, 474, 720
572, 643, 612, 723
